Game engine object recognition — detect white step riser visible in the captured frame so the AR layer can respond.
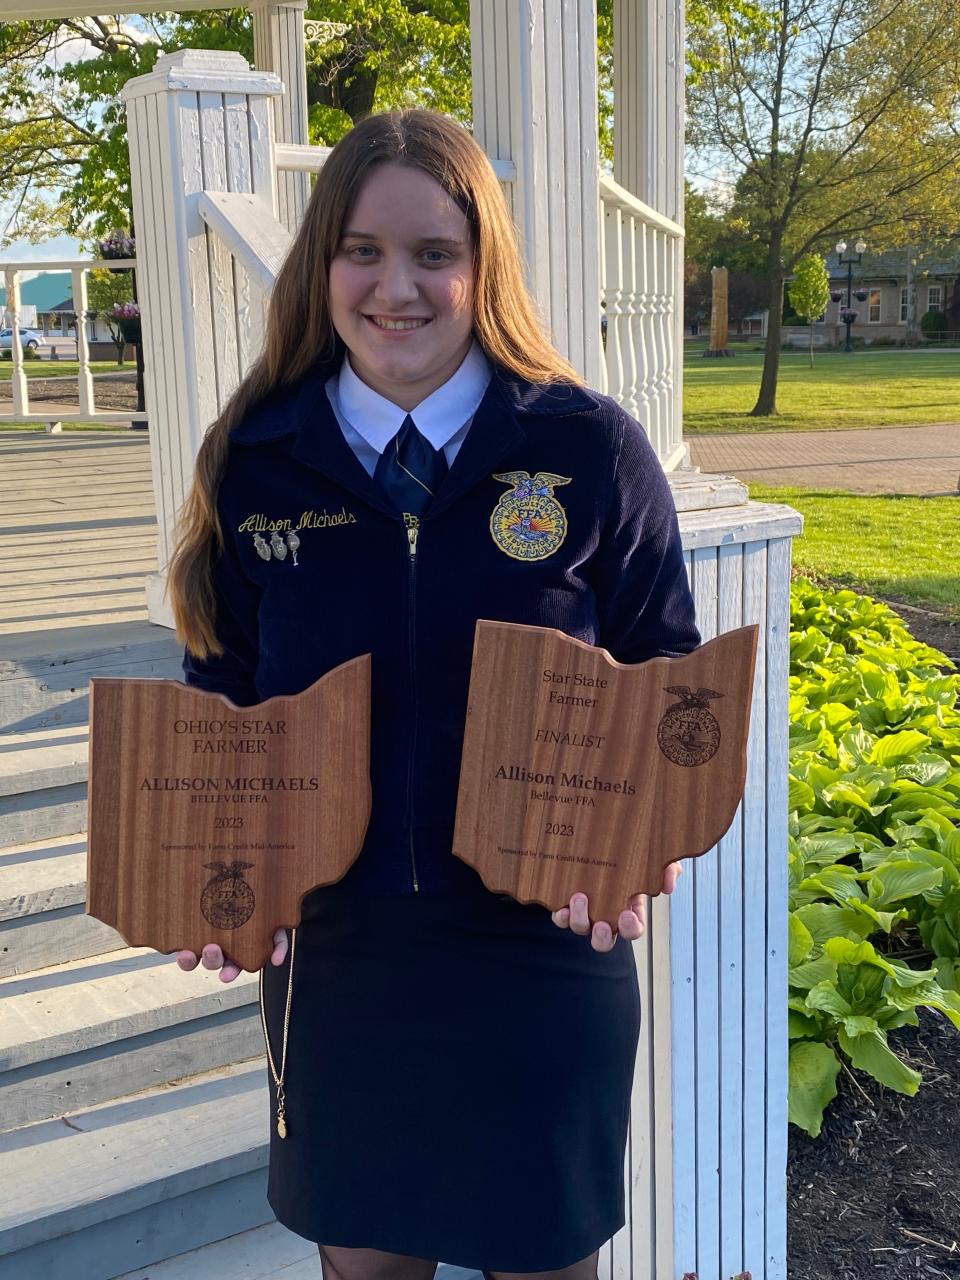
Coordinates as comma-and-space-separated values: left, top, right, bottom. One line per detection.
0, 900, 123, 976
0, 782, 87, 845
0, 1168, 273, 1280
0, 649, 183, 735
1, 1006, 264, 1132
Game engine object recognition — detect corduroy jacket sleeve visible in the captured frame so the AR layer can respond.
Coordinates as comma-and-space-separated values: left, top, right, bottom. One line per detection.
589, 410, 700, 664
181, 511, 262, 709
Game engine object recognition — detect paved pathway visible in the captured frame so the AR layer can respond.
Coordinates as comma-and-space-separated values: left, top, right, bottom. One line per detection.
689, 422, 960, 495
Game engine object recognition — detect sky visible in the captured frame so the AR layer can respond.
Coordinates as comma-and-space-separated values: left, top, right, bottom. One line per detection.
2, 234, 84, 267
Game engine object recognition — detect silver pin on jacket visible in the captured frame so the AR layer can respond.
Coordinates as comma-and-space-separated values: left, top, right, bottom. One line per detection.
251, 530, 301, 564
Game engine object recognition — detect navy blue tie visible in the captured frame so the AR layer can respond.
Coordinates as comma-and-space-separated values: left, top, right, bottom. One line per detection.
374, 414, 448, 517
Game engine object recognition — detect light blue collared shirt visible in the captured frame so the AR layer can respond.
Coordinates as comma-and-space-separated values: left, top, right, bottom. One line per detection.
324, 338, 492, 477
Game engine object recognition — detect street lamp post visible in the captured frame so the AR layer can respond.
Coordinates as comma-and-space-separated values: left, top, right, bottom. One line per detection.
835, 237, 867, 352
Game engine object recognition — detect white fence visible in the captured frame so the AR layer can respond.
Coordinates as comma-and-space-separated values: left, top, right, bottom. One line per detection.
0, 261, 147, 431
599, 174, 685, 468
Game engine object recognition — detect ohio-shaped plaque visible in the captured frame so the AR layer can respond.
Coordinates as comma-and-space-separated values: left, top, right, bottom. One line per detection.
453, 622, 757, 927
87, 656, 371, 971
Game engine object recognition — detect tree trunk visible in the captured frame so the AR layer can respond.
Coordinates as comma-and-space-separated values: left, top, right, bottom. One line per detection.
751, 270, 785, 416
809, 322, 814, 369
307, 59, 379, 124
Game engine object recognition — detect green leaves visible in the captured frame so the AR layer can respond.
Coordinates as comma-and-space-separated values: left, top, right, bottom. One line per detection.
789, 1042, 841, 1138
787, 580, 960, 1136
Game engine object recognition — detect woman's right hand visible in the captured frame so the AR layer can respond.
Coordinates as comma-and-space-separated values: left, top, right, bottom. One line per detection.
175, 927, 289, 983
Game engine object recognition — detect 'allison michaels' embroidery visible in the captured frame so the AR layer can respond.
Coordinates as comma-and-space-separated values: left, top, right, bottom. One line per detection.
241, 508, 357, 564
239, 508, 357, 533
489, 471, 571, 562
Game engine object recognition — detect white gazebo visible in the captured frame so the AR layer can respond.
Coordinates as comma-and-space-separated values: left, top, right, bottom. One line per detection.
0, 6, 800, 1280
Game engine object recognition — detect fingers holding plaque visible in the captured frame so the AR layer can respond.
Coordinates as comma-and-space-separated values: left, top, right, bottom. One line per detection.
452, 622, 758, 928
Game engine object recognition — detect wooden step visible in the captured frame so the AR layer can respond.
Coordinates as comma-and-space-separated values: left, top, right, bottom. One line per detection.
0, 619, 179, 735
112, 1221, 483, 1280
0, 724, 88, 845
0, 1060, 271, 1280
0, 944, 261, 1129
0, 832, 123, 975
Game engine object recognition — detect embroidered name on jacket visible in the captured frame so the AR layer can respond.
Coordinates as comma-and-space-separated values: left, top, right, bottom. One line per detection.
489, 471, 571, 562
238, 508, 358, 533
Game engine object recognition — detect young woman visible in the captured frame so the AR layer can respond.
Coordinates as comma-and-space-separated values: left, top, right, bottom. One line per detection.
171, 108, 699, 1280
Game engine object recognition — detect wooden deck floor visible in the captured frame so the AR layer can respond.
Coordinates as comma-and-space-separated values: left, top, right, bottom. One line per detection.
0, 431, 157, 637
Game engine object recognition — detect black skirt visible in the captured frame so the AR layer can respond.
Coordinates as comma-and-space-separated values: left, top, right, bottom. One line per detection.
261, 881, 641, 1272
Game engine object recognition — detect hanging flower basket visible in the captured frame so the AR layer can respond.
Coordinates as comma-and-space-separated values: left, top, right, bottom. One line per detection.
853, 288, 869, 302
111, 301, 141, 345
830, 291, 843, 303
99, 232, 136, 274
839, 308, 858, 324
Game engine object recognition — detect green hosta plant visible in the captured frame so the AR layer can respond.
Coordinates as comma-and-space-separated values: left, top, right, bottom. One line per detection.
786, 581, 960, 1136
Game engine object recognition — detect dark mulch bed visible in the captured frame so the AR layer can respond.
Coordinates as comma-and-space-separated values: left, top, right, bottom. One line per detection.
788, 600, 960, 1279
788, 1008, 960, 1279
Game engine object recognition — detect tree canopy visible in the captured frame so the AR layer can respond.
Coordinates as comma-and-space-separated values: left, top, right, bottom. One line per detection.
688, 0, 960, 412
0, 0, 774, 246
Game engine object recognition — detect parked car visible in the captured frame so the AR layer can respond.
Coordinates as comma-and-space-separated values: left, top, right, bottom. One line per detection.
0, 328, 47, 351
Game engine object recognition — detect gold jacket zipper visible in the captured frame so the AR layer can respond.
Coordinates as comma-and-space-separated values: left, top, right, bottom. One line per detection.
404, 513, 421, 893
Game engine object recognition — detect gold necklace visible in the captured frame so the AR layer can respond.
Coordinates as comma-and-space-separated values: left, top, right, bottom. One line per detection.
258, 926, 297, 1139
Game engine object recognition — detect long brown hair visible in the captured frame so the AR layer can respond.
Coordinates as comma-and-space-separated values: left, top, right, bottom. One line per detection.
170, 107, 586, 659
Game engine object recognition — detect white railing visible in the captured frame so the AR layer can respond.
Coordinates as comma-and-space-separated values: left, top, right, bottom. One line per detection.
274, 141, 518, 187
0, 259, 147, 431
599, 173, 685, 469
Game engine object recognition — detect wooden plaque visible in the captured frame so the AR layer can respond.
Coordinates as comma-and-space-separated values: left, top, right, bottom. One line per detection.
453, 622, 758, 926
87, 656, 371, 970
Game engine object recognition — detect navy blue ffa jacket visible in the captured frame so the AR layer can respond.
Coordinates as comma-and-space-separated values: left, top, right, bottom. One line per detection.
182, 358, 700, 901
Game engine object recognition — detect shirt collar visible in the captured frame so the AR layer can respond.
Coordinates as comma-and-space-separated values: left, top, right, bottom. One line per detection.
336, 337, 493, 454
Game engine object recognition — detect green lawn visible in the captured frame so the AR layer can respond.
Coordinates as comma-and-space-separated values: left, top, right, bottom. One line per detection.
684, 345, 960, 434
0, 360, 131, 378
749, 484, 960, 616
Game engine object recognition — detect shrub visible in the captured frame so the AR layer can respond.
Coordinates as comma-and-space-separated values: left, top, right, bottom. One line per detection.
920, 308, 947, 336
787, 580, 960, 1138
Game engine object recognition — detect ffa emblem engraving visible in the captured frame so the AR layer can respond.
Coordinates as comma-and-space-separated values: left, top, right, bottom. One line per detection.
657, 686, 724, 767
490, 471, 571, 562
200, 860, 256, 929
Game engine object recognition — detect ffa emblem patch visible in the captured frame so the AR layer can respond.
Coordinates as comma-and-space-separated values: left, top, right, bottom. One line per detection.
489, 471, 571, 562
657, 686, 724, 767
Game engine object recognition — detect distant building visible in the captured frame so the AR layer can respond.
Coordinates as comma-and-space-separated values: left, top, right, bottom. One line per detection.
784, 249, 959, 346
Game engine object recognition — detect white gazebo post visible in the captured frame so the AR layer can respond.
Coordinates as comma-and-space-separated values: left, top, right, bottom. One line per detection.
469, 0, 605, 388
121, 50, 282, 625
613, 8, 793, 1280
250, 0, 311, 229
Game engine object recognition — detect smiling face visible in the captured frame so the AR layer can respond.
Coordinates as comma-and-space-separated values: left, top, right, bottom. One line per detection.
328, 161, 476, 410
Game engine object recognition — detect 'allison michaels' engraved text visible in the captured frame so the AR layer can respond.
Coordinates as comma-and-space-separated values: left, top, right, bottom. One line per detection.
493, 764, 636, 795
139, 776, 319, 792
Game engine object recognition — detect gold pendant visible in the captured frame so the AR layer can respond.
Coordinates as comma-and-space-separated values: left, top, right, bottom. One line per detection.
277, 1112, 288, 1139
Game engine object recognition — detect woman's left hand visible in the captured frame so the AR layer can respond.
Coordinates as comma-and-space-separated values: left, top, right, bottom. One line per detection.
551, 861, 684, 952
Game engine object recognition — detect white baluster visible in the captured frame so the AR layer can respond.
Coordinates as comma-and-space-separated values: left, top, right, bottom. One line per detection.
603, 204, 626, 406
4, 269, 29, 418
621, 210, 640, 423
72, 267, 95, 416
638, 220, 654, 440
